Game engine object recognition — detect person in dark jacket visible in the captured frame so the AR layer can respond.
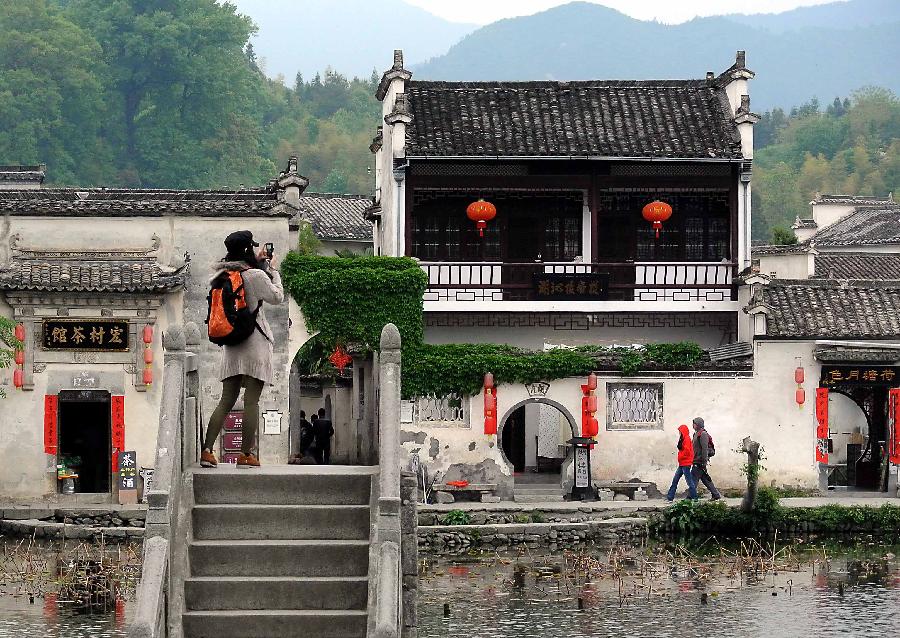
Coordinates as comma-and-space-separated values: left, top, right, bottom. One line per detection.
666, 423, 698, 501
691, 417, 722, 500
312, 408, 334, 464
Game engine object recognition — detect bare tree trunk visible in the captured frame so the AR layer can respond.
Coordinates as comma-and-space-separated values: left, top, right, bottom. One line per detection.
740, 436, 761, 513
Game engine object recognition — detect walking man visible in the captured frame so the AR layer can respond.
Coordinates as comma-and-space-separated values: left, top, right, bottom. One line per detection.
691, 417, 722, 500
666, 424, 698, 501
312, 407, 334, 465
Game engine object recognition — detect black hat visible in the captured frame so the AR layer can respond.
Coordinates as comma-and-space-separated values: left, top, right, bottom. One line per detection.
224, 230, 259, 253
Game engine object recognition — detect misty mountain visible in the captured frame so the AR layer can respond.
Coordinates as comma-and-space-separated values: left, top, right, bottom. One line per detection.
231, 0, 475, 80
413, 0, 900, 110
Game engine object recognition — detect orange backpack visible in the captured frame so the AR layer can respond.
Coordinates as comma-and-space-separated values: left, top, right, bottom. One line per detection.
205, 270, 264, 346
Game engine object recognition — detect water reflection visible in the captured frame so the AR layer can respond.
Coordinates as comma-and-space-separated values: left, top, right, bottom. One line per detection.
419, 542, 900, 638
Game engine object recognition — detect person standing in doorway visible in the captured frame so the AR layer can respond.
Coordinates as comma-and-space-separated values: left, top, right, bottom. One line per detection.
691, 417, 722, 500
200, 231, 283, 469
666, 424, 698, 501
312, 407, 334, 464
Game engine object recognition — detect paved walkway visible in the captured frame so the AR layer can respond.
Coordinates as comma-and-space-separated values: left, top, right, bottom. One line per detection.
420, 496, 899, 512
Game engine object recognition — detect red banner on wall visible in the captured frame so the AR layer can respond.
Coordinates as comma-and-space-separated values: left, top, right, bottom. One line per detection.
889, 388, 900, 465
44, 395, 58, 455
111, 395, 125, 472
815, 388, 829, 464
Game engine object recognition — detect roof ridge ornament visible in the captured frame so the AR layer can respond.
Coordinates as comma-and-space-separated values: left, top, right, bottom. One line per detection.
376, 49, 413, 101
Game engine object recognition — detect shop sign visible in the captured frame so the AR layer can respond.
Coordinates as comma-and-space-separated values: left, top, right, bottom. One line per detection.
111, 396, 125, 472
526, 382, 550, 398
532, 273, 609, 301
224, 411, 243, 432
574, 447, 590, 488
42, 319, 129, 352
119, 451, 137, 490
820, 365, 898, 386
223, 432, 243, 451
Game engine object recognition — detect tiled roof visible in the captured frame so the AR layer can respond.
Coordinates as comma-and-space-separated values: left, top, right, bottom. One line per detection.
792, 218, 816, 229
404, 80, 744, 159
0, 188, 293, 217
0, 165, 45, 185
0, 257, 189, 293
815, 347, 900, 363
751, 242, 810, 255
291, 193, 373, 242
812, 206, 900, 246
814, 253, 900, 280
812, 194, 894, 206
751, 279, 900, 339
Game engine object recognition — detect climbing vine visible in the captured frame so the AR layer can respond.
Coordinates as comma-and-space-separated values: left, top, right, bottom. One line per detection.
0, 316, 20, 399
282, 254, 711, 397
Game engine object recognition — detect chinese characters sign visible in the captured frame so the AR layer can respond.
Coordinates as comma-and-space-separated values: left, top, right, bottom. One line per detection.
820, 365, 898, 387
119, 451, 137, 491
532, 273, 609, 301
42, 319, 129, 352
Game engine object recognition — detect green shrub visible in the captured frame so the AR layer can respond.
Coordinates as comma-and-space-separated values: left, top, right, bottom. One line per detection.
530, 510, 546, 524
442, 510, 471, 526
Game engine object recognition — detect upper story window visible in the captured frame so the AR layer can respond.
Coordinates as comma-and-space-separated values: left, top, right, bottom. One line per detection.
410, 191, 583, 262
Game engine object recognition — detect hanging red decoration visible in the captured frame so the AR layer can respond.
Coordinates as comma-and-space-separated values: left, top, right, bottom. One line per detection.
14, 323, 25, 342
641, 200, 673, 239
888, 388, 900, 465
484, 373, 497, 436
581, 374, 599, 439
143, 348, 153, 364
14, 350, 24, 366
794, 366, 805, 384
142, 325, 154, 344
143, 368, 153, 385
329, 345, 352, 373
13, 368, 23, 389
466, 199, 497, 237
795, 388, 806, 406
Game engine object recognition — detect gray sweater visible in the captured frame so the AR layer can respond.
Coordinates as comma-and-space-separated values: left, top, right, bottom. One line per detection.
213, 261, 284, 384
692, 429, 711, 466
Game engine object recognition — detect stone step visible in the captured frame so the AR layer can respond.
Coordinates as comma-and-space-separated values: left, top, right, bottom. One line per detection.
514, 486, 563, 494
192, 466, 372, 506
514, 494, 565, 503
192, 504, 370, 541
189, 540, 369, 578
182, 609, 367, 638
184, 576, 368, 611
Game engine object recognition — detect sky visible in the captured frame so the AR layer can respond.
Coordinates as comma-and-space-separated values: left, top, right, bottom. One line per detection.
404, 0, 840, 25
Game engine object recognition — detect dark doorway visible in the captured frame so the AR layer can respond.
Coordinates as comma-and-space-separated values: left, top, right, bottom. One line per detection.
501, 406, 527, 472
58, 390, 111, 493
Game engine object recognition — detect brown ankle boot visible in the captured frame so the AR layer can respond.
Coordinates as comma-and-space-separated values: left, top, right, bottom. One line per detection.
200, 449, 218, 468
237, 453, 260, 468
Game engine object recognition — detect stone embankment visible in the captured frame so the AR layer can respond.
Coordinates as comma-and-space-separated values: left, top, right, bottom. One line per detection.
0, 505, 146, 541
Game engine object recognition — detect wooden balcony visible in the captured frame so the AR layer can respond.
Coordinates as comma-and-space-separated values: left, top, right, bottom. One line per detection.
420, 261, 737, 311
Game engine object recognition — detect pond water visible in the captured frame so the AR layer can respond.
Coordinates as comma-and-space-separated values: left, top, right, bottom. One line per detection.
418, 541, 900, 638
0, 539, 139, 638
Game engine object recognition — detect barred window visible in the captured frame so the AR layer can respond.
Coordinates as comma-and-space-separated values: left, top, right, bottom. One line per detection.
415, 394, 468, 427
607, 383, 663, 430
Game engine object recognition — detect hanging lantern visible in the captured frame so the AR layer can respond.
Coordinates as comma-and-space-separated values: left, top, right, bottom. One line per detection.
586, 372, 597, 391
14, 323, 25, 342
484, 372, 494, 390
466, 199, 497, 237
796, 388, 806, 406
14, 350, 24, 366
13, 368, 23, 389
641, 200, 673, 239
142, 325, 153, 344
484, 373, 497, 436
329, 345, 352, 373
143, 348, 153, 364
795, 366, 804, 384
143, 368, 153, 385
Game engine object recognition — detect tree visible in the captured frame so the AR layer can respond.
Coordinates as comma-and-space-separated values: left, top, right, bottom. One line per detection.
770, 226, 798, 246
296, 222, 322, 255
322, 168, 349, 193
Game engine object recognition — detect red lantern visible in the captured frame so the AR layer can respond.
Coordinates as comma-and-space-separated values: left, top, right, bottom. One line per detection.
14, 323, 25, 342
484, 372, 494, 390
143, 368, 153, 385
586, 372, 597, 391
143, 348, 153, 364
13, 368, 23, 389
14, 350, 24, 366
143, 325, 153, 344
484, 375, 498, 436
794, 366, 804, 384
796, 388, 806, 406
329, 345, 352, 373
641, 200, 673, 239
466, 199, 497, 237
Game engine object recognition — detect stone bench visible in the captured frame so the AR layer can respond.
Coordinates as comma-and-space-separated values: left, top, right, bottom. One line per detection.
594, 481, 652, 501
433, 483, 499, 503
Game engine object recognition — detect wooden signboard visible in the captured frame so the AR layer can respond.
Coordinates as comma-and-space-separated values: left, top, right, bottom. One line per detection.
118, 450, 138, 505
42, 319, 130, 352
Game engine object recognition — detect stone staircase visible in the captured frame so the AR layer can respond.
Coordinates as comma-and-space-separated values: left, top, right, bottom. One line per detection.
514, 483, 565, 503
181, 465, 374, 638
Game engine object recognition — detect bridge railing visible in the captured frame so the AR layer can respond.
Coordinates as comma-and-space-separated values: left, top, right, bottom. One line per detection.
130, 323, 202, 638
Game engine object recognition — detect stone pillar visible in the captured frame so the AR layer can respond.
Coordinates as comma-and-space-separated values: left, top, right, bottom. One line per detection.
378, 323, 402, 520
400, 471, 419, 638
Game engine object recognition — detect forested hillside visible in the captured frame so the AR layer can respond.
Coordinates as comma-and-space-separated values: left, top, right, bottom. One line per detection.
1, 1, 897, 242
0, 0, 378, 193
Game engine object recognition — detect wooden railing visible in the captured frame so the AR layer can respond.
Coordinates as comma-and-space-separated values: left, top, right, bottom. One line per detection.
420, 261, 737, 303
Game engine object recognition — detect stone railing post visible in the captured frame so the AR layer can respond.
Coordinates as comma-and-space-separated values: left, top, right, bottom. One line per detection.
183, 322, 201, 469
400, 471, 419, 638
374, 323, 402, 638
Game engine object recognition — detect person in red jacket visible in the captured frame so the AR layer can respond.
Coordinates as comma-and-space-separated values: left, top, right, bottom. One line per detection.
666, 424, 698, 501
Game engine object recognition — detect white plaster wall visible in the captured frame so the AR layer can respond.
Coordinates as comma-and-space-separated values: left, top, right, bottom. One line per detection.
413, 339, 825, 495
319, 240, 372, 256
812, 204, 856, 230
756, 253, 812, 279
425, 321, 733, 351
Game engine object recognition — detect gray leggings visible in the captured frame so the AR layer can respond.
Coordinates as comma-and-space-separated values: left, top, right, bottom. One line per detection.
203, 375, 264, 455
